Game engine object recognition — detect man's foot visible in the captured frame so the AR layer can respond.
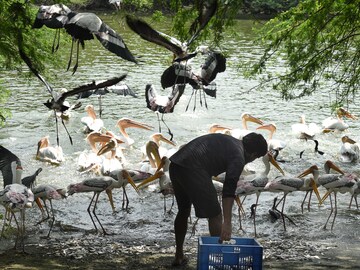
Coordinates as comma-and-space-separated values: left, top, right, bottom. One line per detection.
171, 257, 188, 267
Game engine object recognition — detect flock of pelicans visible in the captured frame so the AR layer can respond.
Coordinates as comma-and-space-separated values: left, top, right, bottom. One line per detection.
1, 1, 360, 253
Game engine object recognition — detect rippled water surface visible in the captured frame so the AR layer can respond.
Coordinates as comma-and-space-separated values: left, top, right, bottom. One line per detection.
1, 14, 359, 268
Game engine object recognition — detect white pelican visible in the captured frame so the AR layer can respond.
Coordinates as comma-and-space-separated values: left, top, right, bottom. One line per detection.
36, 136, 64, 165
31, 184, 66, 237
116, 118, 153, 147
67, 170, 141, 234
318, 160, 357, 230
256, 123, 287, 153
226, 113, 264, 140
339, 135, 359, 163
141, 133, 177, 160
97, 138, 124, 175
291, 115, 320, 140
81, 104, 104, 133
0, 183, 34, 251
322, 107, 357, 132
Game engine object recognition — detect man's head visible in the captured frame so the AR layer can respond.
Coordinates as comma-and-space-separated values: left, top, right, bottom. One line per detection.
242, 132, 268, 163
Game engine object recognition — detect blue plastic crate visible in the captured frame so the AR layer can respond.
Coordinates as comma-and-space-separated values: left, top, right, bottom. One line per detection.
197, 236, 263, 270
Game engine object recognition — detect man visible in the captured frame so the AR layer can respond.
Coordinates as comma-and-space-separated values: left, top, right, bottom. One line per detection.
169, 132, 268, 266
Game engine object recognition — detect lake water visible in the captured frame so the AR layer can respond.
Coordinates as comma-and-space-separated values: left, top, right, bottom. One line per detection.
0, 13, 359, 268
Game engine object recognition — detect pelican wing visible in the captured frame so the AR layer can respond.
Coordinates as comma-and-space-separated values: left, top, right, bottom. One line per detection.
126, 15, 184, 56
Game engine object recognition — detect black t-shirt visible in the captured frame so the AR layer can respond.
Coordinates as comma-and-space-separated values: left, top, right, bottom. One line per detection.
170, 133, 245, 197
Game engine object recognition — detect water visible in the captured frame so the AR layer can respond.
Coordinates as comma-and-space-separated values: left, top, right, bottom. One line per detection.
1, 14, 359, 267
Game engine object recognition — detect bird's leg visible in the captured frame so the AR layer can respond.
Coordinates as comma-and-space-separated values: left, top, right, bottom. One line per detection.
331, 192, 338, 231
252, 193, 261, 237
12, 211, 20, 250
185, 89, 195, 112
202, 87, 208, 109
301, 191, 309, 214
193, 89, 197, 111
37, 199, 50, 224
92, 192, 107, 235
355, 196, 359, 210
323, 193, 333, 230
190, 217, 199, 237
61, 117, 73, 145
280, 193, 287, 231
122, 187, 130, 212
67, 38, 75, 71
20, 209, 26, 253
156, 113, 162, 134
54, 110, 60, 147
87, 192, 98, 232
47, 200, 55, 238
349, 195, 354, 209
51, 30, 58, 54
161, 114, 174, 141
98, 95, 103, 119
55, 29, 61, 52
307, 190, 313, 212
163, 196, 167, 214
72, 40, 80, 75
275, 194, 285, 208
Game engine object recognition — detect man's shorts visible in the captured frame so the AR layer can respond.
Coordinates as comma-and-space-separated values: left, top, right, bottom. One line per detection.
169, 162, 221, 218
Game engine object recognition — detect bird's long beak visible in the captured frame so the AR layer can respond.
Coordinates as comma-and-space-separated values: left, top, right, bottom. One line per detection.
297, 165, 318, 178
136, 171, 165, 189
268, 153, 285, 175
117, 118, 154, 131
208, 124, 232, 133
338, 108, 357, 120
235, 196, 245, 216
256, 123, 275, 133
105, 189, 116, 213
97, 139, 116, 156
154, 133, 176, 147
122, 170, 140, 194
310, 179, 322, 205
146, 141, 162, 167
320, 191, 331, 205
325, 160, 345, 175
244, 114, 264, 125
343, 136, 357, 144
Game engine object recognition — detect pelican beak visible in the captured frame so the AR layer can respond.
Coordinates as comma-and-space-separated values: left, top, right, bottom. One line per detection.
326, 160, 345, 175
122, 170, 140, 194
105, 189, 116, 213
146, 141, 162, 166
343, 136, 357, 144
136, 171, 165, 189
97, 139, 116, 156
339, 108, 357, 120
256, 123, 275, 133
244, 114, 264, 125
155, 133, 176, 146
208, 124, 232, 133
117, 118, 154, 131
268, 153, 285, 175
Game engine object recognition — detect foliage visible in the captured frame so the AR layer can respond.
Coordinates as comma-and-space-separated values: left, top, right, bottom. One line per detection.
0, 0, 69, 126
243, 0, 299, 15
245, 0, 360, 109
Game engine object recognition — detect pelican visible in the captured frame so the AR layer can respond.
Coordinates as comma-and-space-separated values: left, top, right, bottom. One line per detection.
318, 160, 357, 230
322, 107, 357, 132
256, 123, 287, 153
0, 183, 34, 252
339, 135, 359, 163
208, 124, 232, 134
141, 133, 177, 161
67, 170, 141, 234
81, 105, 104, 133
235, 152, 285, 236
97, 138, 124, 175
0, 146, 23, 188
36, 136, 64, 165
116, 118, 153, 147
31, 184, 66, 237
227, 113, 264, 140
291, 115, 320, 140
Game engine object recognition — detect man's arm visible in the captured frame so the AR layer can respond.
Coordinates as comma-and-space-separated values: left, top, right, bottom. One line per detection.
220, 196, 234, 242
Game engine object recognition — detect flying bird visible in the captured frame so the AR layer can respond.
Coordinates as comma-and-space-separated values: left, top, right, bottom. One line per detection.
145, 84, 185, 139
32, 4, 72, 53
64, 11, 138, 73
19, 48, 127, 145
